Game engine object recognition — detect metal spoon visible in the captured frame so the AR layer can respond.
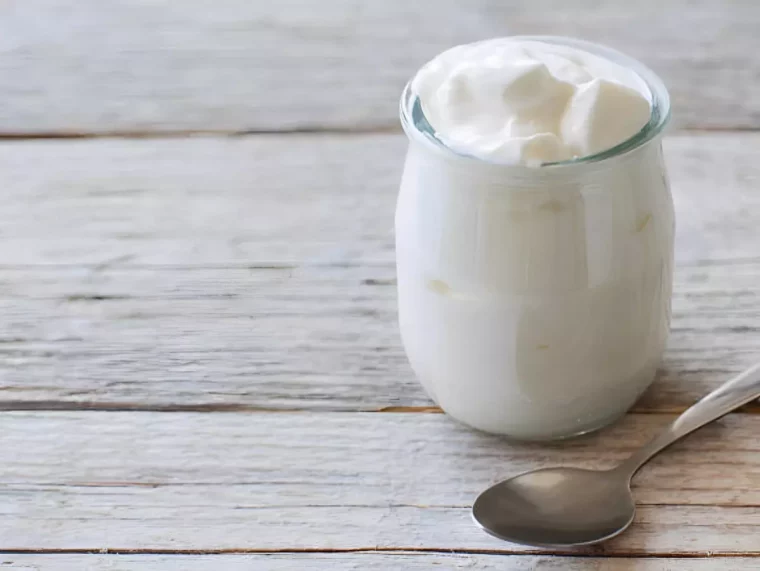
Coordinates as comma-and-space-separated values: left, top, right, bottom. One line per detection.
472, 362, 760, 547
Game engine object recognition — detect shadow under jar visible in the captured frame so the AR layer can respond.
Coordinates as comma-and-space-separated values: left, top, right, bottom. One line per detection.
396, 37, 673, 440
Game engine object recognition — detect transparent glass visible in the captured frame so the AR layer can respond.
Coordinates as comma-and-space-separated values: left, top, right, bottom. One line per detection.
396, 37, 674, 440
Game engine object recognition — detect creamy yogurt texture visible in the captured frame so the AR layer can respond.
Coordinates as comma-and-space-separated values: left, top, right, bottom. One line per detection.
412, 39, 652, 166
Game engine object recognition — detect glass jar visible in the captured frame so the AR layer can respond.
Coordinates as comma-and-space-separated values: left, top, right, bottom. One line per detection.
396, 37, 673, 440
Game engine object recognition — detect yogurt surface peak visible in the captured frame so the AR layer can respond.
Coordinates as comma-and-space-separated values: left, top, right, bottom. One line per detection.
412, 39, 652, 166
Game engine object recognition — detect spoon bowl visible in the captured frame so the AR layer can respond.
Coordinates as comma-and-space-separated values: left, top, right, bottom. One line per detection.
472, 467, 634, 547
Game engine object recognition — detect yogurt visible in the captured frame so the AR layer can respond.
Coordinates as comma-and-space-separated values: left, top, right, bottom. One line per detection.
412, 39, 652, 166
396, 37, 674, 439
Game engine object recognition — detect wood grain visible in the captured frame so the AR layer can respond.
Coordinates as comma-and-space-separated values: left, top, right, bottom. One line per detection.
0, 133, 758, 266
0, 411, 759, 554
0, 261, 758, 412
0, 1, 758, 134
4, 411, 760, 508
0, 133, 758, 411
1, 554, 756, 570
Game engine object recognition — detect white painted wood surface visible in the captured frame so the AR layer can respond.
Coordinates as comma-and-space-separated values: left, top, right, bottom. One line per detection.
0, 1, 758, 133
1, 411, 759, 555
0, 134, 758, 412
2, 3, 759, 568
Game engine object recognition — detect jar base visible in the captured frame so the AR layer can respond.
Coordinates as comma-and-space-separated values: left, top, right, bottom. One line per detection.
442, 401, 635, 442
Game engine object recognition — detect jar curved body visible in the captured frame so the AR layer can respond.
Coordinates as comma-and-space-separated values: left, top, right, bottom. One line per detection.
395, 138, 674, 439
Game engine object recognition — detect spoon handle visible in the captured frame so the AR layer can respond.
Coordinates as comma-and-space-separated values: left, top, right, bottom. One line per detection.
617, 362, 760, 477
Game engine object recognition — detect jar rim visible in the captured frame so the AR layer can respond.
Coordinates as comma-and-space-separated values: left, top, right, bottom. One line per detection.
399, 35, 671, 169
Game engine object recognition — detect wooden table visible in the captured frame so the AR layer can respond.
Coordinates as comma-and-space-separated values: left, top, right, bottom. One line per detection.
1, 1, 759, 569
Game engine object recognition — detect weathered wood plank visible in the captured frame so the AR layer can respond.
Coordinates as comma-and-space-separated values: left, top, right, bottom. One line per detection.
7, 503, 758, 554
0, 133, 758, 411
0, 412, 759, 553
5, 411, 760, 508
0, 134, 758, 266
0, 1, 757, 132
0, 262, 758, 412
0, 554, 755, 570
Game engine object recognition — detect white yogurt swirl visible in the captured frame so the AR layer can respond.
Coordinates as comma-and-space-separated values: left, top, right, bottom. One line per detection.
412, 39, 652, 166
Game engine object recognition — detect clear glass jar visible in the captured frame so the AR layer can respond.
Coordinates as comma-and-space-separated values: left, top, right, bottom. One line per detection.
396, 37, 673, 440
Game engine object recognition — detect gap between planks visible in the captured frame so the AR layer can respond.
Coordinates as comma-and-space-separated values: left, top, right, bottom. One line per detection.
0, 548, 757, 558
0, 125, 402, 141
0, 401, 759, 414
0, 125, 756, 142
